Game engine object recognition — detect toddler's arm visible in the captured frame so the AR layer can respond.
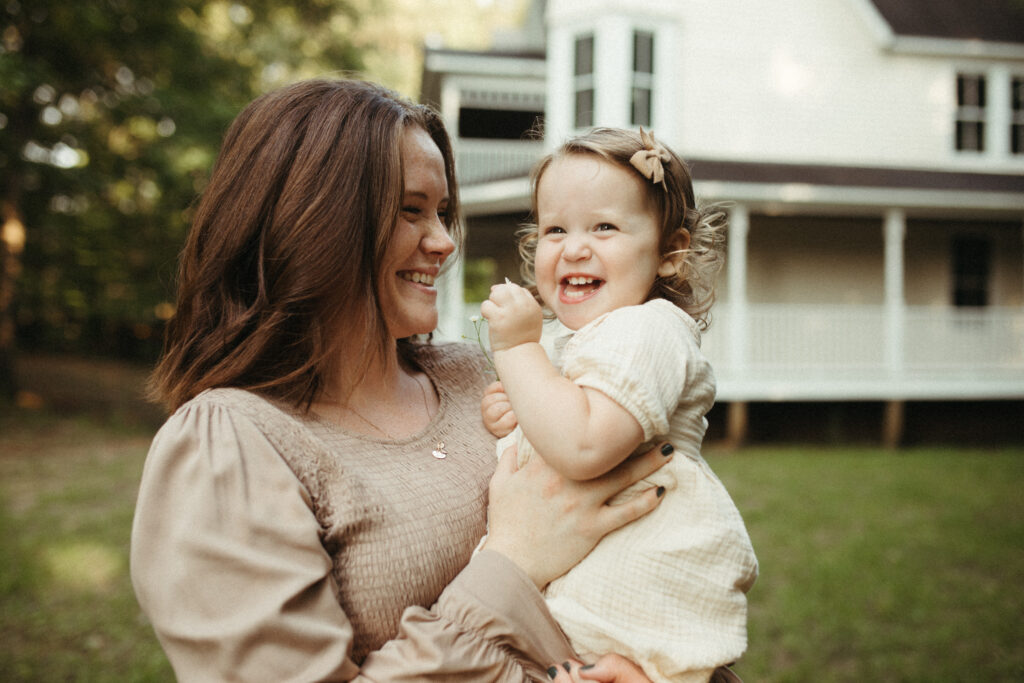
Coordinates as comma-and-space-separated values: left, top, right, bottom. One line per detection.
480, 283, 643, 480
481, 381, 517, 438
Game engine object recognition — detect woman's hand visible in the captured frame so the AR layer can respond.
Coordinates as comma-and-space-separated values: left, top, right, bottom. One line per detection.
546, 656, 653, 682
481, 441, 673, 590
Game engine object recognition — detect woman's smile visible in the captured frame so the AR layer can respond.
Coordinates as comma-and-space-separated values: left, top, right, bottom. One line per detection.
398, 269, 438, 287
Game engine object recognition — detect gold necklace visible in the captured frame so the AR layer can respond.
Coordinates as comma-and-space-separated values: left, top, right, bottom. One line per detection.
341, 373, 447, 459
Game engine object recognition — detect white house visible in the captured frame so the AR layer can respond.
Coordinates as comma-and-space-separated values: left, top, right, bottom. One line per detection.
420, 0, 1024, 445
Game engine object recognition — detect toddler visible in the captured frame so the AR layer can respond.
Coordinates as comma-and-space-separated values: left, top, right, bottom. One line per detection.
480, 128, 758, 683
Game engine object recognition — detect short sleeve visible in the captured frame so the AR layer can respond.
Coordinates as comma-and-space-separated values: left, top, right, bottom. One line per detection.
561, 301, 701, 440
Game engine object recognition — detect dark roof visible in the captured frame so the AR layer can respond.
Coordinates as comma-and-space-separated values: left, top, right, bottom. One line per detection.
867, 0, 1024, 44
423, 47, 546, 61
688, 158, 1024, 194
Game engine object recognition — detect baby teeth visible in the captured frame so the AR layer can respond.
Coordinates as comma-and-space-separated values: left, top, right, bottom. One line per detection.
566, 276, 595, 286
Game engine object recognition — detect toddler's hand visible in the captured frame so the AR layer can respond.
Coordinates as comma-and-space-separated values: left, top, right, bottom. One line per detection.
479, 281, 543, 352
481, 381, 517, 438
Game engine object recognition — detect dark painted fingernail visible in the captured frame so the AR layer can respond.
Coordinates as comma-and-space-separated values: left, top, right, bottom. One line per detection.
562, 661, 572, 672
656, 486, 666, 497
580, 664, 595, 671
547, 666, 559, 679
661, 443, 674, 456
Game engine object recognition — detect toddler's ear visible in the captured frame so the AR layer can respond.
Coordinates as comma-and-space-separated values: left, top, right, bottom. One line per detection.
658, 229, 690, 277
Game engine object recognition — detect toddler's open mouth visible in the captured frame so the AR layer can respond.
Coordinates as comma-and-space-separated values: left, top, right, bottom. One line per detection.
561, 275, 603, 300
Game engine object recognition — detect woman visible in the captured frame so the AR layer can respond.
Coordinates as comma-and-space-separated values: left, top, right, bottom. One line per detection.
130, 78, 671, 681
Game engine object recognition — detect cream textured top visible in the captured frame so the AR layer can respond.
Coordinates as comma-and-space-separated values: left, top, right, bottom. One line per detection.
130, 343, 575, 682
504, 299, 759, 683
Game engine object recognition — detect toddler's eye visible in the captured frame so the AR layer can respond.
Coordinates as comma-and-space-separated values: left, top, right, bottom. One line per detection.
595, 223, 618, 232
542, 226, 565, 236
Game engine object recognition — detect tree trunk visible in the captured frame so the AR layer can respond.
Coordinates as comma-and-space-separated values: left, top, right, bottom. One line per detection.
0, 199, 24, 400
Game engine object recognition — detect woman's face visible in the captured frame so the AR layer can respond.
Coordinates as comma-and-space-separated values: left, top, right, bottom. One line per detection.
377, 125, 456, 340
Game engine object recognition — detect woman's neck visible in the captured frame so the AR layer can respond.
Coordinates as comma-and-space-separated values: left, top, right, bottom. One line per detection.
315, 345, 437, 439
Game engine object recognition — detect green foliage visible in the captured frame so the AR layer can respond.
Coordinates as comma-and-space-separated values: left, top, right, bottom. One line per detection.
0, 0, 367, 361
463, 256, 499, 302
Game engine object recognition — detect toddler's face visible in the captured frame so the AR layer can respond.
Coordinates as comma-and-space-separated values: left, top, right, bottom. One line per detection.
534, 154, 665, 330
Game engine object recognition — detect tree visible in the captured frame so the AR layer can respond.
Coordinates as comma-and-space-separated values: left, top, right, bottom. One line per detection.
0, 0, 366, 398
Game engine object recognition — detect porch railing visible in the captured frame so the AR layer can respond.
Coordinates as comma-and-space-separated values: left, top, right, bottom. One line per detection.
450, 302, 1024, 401
455, 139, 544, 185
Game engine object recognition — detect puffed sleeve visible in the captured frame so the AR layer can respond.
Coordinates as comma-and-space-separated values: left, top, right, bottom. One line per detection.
561, 302, 702, 441
131, 398, 573, 682
130, 400, 360, 681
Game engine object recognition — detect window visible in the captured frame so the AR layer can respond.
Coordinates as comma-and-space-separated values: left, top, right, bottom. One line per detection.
955, 73, 986, 152
631, 30, 654, 127
458, 108, 543, 140
1012, 76, 1024, 155
952, 236, 991, 307
573, 34, 594, 129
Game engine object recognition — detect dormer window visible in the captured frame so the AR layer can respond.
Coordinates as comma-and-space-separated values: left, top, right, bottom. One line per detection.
955, 73, 986, 152
631, 30, 654, 127
574, 34, 595, 128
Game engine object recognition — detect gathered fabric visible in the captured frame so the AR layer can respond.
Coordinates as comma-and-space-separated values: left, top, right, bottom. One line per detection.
131, 343, 575, 682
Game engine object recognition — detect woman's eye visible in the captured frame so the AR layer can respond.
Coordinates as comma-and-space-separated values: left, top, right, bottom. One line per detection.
402, 206, 421, 216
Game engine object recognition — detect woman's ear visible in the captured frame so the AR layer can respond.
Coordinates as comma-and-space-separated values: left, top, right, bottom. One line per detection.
658, 229, 690, 277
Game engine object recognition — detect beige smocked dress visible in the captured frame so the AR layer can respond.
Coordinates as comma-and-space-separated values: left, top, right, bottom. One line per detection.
130, 343, 576, 682
502, 299, 759, 683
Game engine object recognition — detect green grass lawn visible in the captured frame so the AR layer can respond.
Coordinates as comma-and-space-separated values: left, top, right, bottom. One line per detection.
1, 407, 1022, 681
709, 445, 1024, 682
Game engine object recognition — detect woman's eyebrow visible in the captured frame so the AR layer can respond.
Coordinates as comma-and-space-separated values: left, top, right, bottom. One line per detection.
404, 190, 449, 203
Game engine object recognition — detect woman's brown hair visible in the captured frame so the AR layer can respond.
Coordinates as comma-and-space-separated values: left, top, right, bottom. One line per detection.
149, 79, 461, 411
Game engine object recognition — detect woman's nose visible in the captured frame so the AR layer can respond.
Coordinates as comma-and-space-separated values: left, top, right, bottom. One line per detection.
423, 215, 456, 260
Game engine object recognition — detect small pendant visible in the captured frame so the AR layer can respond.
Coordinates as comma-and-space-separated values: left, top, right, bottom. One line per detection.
432, 441, 448, 459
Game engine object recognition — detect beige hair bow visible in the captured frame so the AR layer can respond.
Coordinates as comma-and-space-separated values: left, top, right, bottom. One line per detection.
629, 128, 671, 185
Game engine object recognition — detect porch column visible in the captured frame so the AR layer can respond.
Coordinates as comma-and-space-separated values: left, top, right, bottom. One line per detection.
437, 261, 465, 343
593, 14, 632, 127
726, 204, 750, 447
436, 76, 464, 342
728, 204, 750, 372
440, 78, 461, 138
883, 209, 906, 374
883, 208, 906, 447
